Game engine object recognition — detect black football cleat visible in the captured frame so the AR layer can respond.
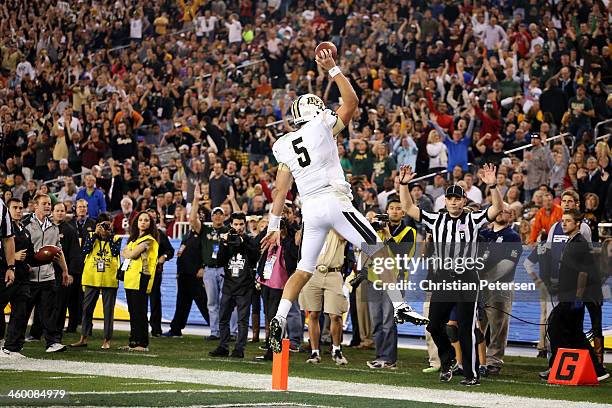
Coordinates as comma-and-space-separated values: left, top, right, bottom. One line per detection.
394, 303, 429, 325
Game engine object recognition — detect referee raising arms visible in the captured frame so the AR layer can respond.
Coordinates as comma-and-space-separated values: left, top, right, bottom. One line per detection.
399, 164, 503, 386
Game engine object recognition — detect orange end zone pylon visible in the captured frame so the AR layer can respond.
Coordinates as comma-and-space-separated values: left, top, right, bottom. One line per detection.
272, 338, 290, 390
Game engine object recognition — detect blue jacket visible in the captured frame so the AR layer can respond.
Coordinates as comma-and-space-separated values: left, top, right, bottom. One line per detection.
429, 119, 473, 172
75, 187, 107, 220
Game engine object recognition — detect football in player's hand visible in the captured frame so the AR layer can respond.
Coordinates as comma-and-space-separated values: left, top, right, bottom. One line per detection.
315, 41, 337, 60
34, 245, 61, 263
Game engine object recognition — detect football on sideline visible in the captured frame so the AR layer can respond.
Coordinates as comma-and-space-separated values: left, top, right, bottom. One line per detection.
34, 245, 61, 263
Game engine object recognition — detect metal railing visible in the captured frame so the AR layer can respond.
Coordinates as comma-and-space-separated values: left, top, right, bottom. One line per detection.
266, 118, 288, 128
503, 133, 572, 155
594, 119, 612, 139
172, 221, 191, 240
198, 59, 265, 79
106, 27, 193, 53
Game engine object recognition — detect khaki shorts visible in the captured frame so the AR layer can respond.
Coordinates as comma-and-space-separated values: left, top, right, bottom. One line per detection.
301, 267, 348, 316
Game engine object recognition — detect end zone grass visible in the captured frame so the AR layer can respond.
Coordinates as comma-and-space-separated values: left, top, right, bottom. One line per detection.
1, 329, 609, 407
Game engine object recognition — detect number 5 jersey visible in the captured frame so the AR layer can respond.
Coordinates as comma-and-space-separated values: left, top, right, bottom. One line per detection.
272, 109, 351, 201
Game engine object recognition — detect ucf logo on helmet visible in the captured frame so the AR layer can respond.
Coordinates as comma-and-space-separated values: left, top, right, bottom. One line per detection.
292, 93, 326, 125
306, 97, 324, 110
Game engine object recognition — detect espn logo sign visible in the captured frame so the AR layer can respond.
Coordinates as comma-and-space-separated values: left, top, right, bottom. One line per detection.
548, 349, 599, 385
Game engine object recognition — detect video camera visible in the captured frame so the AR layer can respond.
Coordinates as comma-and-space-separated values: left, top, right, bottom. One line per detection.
225, 228, 242, 246
371, 213, 390, 231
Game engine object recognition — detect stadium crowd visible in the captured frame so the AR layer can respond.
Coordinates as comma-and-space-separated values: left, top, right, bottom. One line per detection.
0, 0, 610, 381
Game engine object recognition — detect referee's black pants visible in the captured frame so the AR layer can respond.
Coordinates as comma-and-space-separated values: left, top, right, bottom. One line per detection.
0, 280, 30, 352
427, 274, 480, 380
169, 274, 209, 335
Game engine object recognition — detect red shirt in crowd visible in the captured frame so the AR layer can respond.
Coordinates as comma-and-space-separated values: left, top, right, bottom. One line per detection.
512, 30, 532, 58
113, 211, 137, 235
426, 92, 454, 134
474, 103, 502, 146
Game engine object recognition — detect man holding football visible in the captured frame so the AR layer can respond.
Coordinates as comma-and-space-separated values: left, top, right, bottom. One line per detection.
23, 194, 72, 353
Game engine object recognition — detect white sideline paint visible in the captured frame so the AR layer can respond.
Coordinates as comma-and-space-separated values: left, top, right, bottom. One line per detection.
70, 389, 269, 395
118, 382, 175, 386
48, 375, 98, 379
0, 359, 607, 408
59, 405, 323, 408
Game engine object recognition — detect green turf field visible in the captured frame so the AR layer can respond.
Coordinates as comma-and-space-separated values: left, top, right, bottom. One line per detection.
0, 370, 463, 407
0, 329, 609, 407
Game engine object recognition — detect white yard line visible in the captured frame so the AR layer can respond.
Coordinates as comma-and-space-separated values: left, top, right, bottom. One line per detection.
69, 389, 268, 395
47, 376, 98, 380
83, 350, 160, 358
0, 359, 607, 408
194, 405, 324, 408
117, 382, 175, 386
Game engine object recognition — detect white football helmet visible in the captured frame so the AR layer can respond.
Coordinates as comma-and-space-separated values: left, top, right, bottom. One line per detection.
291, 93, 325, 125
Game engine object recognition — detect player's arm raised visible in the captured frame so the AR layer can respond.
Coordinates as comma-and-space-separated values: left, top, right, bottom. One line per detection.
315, 49, 358, 129
261, 164, 293, 251
398, 165, 421, 221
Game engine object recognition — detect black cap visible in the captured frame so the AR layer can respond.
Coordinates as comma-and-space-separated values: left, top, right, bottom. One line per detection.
409, 183, 423, 191
445, 184, 465, 198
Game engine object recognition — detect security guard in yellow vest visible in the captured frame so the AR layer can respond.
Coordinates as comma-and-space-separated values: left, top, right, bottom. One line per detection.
120, 212, 160, 351
366, 198, 416, 369
70, 213, 121, 349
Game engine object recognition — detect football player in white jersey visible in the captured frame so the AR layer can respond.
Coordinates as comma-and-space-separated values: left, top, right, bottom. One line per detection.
261, 49, 428, 354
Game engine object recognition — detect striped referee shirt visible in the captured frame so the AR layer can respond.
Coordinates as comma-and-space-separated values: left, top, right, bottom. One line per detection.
419, 209, 491, 265
0, 198, 13, 239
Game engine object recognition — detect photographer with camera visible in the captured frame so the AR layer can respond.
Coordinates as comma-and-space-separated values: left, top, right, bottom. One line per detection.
366, 198, 417, 369
209, 212, 259, 358
70, 213, 122, 349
